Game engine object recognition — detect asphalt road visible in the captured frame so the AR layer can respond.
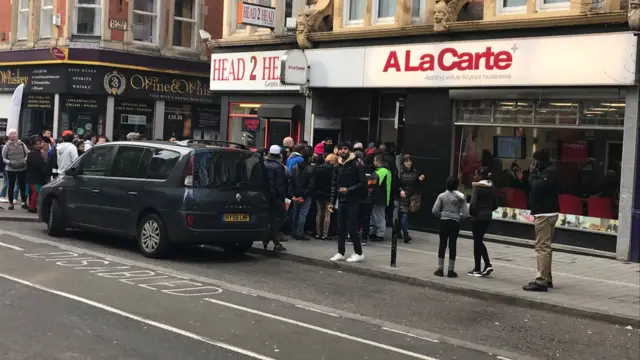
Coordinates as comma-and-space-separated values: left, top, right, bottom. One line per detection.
0, 222, 638, 360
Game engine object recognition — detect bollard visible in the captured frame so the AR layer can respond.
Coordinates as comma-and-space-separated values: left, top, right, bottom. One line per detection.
390, 218, 398, 267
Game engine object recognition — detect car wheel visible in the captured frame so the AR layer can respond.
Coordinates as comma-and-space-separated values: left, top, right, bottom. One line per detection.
137, 214, 170, 258
222, 241, 253, 255
47, 197, 66, 237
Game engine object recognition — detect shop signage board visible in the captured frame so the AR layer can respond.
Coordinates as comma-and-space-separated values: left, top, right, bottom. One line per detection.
237, 2, 276, 29
0, 67, 65, 93
210, 50, 300, 91
280, 49, 309, 86
303, 32, 637, 88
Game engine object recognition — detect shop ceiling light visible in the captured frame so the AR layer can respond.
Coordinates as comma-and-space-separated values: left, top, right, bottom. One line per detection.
239, 103, 262, 108
600, 103, 625, 107
549, 103, 576, 106
500, 102, 515, 105
590, 108, 618, 111
584, 111, 604, 114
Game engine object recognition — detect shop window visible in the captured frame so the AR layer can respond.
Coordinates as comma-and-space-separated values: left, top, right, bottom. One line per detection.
580, 101, 625, 127
74, 0, 102, 36
494, 101, 533, 124
174, 0, 197, 49
534, 101, 578, 126
164, 102, 193, 140
17, 0, 29, 40
455, 100, 492, 123
457, 124, 622, 236
0, 118, 7, 136
40, 0, 54, 38
59, 95, 107, 138
133, 0, 159, 44
20, 95, 55, 138
114, 99, 155, 141
228, 103, 263, 150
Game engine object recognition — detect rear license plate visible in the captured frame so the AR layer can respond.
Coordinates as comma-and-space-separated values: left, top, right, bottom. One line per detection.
223, 213, 250, 222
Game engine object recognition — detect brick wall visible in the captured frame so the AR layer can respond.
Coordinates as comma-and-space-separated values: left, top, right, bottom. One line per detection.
56, 0, 66, 38
108, 0, 128, 41
0, 0, 12, 43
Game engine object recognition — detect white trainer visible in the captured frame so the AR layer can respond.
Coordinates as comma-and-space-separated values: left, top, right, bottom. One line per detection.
0, 197, 7, 203
346, 253, 364, 263
330, 253, 345, 262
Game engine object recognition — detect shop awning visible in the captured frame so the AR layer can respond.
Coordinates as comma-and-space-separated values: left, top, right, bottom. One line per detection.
257, 104, 304, 121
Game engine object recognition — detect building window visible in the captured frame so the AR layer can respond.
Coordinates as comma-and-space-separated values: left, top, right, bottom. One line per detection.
17, 0, 29, 40
228, 103, 264, 150
537, 0, 570, 10
40, 0, 54, 39
344, 0, 366, 25
75, 0, 102, 36
173, 0, 196, 48
373, 0, 396, 23
497, 0, 526, 14
411, 0, 422, 20
133, 0, 159, 44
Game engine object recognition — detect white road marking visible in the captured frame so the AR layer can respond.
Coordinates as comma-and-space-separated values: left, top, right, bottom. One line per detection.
294, 305, 340, 317
0, 272, 277, 360
204, 298, 439, 360
0, 241, 23, 251
382, 327, 440, 343
497, 356, 513, 360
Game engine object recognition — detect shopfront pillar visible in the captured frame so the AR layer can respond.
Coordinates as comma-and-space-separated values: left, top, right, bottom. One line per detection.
622, 86, 640, 261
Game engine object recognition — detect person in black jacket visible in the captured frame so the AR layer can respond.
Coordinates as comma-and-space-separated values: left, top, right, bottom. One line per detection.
290, 146, 315, 240
262, 145, 287, 252
359, 155, 379, 245
25, 137, 50, 213
314, 153, 337, 240
523, 150, 559, 292
468, 166, 497, 277
328, 142, 367, 263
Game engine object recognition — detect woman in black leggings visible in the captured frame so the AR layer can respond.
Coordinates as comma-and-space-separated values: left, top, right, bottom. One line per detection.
468, 166, 498, 277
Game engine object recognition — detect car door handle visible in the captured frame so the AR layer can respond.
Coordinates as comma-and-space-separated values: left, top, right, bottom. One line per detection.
128, 192, 138, 196
92, 189, 100, 194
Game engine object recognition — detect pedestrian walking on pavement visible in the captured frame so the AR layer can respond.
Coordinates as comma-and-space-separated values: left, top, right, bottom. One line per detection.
263, 145, 287, 252
398, 154, 425, 243
432, 176, 468, 278
2, 129, 29, 210
468, 166, 497, 277
290, 146, 315, 240
371, 154, 391, 241
313, 154, 337, 240
329, 142, 367, 263
25, 137, 51, 213
358, 155, 379, 245
523, 150, 559, 292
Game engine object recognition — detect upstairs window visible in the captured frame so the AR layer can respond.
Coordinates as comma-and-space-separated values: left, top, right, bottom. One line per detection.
133, 0, 159, 44
173, 0, 197, 48
17, 0, 29, 40
345, 0, 366, 25
75, 0, 102, 36
373, 0, 396, 24
40, 0, 54, 39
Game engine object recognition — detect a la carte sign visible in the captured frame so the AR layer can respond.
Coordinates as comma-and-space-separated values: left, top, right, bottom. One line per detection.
210, 51, 299, 91
237, 2, 276, 29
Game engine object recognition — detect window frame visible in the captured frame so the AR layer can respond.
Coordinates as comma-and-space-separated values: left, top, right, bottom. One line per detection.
371, 0, 396, 25
108, 145, 149, 179
40, 0, 54, 39
173, 0, 198, 50
74, 0, 102, 36
343, 0, 365, 26
17, 0, 29, 41
411, 0, 426, 23
536, 0, 570, 11
496, 0, 527, 15
132, 0, 160, 45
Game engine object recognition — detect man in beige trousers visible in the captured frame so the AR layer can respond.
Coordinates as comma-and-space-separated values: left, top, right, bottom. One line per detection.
523, 149, 559, 292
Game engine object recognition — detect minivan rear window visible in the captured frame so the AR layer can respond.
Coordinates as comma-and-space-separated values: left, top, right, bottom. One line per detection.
193, 151, 264, 190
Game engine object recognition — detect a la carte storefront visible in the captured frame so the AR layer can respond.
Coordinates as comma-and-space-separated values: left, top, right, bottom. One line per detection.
259, 31, 636, 259
0, 65, 220, 141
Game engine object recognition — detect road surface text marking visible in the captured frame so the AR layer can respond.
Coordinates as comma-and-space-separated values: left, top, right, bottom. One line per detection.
294, 305, 340, 318
204, 298, 440, 360
0, 272, 277, 360
0, 241, 23, 251
382, 327, 440, 343
24, 251, 223, 296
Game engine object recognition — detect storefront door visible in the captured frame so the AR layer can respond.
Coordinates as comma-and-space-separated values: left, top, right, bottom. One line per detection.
266, 119, 291, 148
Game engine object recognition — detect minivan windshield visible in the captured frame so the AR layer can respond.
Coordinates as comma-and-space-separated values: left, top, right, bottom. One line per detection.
193, 151, 264, 190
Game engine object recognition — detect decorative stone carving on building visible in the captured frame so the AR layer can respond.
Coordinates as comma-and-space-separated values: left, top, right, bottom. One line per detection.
433, 0, 471, 32
630, 0, 640, 31
296, 0, 333, 49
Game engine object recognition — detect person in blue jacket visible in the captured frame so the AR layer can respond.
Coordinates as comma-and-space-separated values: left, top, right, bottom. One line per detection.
286, 143, 305, 173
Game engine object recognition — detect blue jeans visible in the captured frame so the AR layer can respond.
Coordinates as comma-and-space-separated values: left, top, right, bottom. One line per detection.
291, 198, 312, 237
399, 211, 409, 239
0, 171, 19, 199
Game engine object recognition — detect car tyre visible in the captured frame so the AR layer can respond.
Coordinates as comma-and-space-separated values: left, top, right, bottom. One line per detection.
47, 197, 66, 237
137, 214, 170, 258
222, 241, 253, 255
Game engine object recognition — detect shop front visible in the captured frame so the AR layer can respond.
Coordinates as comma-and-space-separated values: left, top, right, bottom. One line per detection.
209, 50, 307, 149
302, 31, 639, 259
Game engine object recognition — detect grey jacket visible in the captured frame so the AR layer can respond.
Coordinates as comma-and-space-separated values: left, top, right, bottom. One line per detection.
2, 140, 29, 172
432, 190, 468, 222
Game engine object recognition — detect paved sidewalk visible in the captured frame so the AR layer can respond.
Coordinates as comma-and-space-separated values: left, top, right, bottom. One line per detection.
253, 231, 640, 326
0, 208, 39, 222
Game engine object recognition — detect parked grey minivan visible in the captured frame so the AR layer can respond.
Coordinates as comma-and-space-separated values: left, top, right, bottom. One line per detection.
38, 140, 270, 258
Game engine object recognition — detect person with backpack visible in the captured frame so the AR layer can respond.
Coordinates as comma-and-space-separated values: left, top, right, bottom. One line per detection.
432, 176, 468, 278
1, 129, 29, 210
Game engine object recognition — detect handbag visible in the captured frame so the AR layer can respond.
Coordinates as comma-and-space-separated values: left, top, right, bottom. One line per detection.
408, 193, 422, 213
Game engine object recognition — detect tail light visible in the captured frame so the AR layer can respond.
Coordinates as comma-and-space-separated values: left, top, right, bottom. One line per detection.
183, 155, 194, 187
186, 214, 194, 228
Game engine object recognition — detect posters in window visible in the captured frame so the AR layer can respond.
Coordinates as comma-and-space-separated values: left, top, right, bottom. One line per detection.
114, 99, 154, 140
192, 105, 221, 140
22, 94, 54, 110
492, 206, 618, 234
164, 103, 192, 140
60, 95, 106, 137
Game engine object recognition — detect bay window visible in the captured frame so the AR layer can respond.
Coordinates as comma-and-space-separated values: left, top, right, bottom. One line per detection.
345, 0, 366, 25
173, 0, 197, 48
75, 0, 102, 36
373, 0, 397, 23
17, 0, 29, 40
40, 0, 54, 38
133, 0, 159, 44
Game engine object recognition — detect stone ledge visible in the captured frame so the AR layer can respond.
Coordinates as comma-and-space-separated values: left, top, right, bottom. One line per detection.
208, 35, 297, 49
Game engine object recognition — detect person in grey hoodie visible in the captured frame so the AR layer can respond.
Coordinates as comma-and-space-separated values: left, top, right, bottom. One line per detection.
1, 129, 29, 210
56, 132, 79, 172
432, 176, 468, 278
468, 166, 498, 277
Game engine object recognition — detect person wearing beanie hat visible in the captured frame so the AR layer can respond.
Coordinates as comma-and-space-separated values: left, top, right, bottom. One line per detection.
523, 149, 559, 292
353, 142, 363, 150
262, 145, 287, 252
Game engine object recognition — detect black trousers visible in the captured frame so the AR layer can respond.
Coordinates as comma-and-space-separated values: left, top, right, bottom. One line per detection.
471, 219, 491, 271
7, 171, 26, 204
358, 203, 373, 239
438, 219, 460, 260
337, 202, 362, 256
268, 200, 287, 243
